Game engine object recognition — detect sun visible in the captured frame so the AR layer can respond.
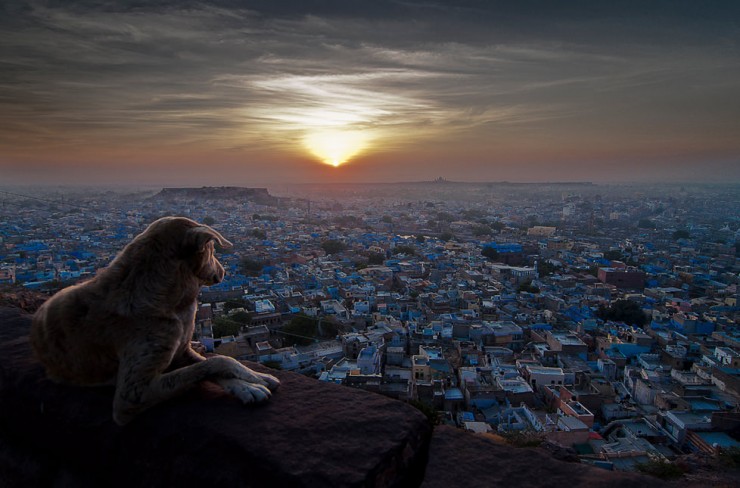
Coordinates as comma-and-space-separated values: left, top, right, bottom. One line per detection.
304, 130, 368, 167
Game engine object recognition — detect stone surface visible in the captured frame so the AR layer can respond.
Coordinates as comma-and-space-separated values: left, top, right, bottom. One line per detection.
0, 307, 430, 488
422, 425, 667, 488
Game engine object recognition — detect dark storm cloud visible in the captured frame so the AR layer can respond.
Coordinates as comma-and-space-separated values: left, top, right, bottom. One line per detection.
1, 0, 739, 182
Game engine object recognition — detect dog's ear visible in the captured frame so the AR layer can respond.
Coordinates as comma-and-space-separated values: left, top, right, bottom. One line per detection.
186, 226, 233, 252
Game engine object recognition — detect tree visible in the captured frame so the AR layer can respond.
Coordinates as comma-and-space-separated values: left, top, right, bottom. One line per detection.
321, 239, 347, 255
392, 245, 416, 256
472, 225, 492, 237
638, 219, 654, 229
537, 260, 558, 277
597, 299, 646, 326
251, 228, 266, 239
334, 215, 362, 227
261, 360, 282, 370
603, 250, 623, 261
202, 216, 215, 226
672, 229, 690, 240
490, 221, 506, 231
279, 315, 343, 347
280, 315, 319, 346
212, 317, 242, 338
240, 256, 265, 276
415, 234, 426, 244
381, 215, 393, 223
436, 211, 454, 222
462, 209, 485, 219
518, 281, 540, 294
229, 311, 252, 325
224, 299, 249, 313
481, 247, 499, 260
439, 232, 453, 242
367, 252, 385, 265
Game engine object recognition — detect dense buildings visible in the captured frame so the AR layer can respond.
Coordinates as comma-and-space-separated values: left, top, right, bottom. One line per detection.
1, 181, 739, 472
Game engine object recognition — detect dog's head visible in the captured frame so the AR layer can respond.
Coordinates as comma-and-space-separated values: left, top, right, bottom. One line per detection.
143, 217, 233, 286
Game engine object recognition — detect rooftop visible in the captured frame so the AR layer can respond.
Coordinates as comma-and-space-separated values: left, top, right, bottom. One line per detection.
526, 365, 564, 376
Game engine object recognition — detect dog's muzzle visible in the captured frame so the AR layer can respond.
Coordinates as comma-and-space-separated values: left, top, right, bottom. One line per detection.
211, 271, 223, 284
203, 261, 225, 286
212, 263, 226, 284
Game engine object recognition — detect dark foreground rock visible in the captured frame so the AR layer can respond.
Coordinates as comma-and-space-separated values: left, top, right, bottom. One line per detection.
0, 307, 675, 487
0, 308, 429, 488
422, 425, 665, 488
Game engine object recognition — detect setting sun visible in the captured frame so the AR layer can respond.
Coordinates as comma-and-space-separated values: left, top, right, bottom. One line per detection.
304, 130, 368, 168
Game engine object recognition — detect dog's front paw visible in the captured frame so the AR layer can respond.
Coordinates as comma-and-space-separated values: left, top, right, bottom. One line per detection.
234, 365, 281, 391
218, 378, 272, 404
255, 371, 281, 391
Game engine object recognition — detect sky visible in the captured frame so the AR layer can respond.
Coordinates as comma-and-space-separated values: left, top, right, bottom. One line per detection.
1, 0, 739, 185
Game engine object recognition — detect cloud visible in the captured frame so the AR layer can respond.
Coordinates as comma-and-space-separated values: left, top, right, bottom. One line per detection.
0, 0, 739, 183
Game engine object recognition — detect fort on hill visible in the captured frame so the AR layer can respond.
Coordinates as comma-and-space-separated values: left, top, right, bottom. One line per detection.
154, 187, 279, 206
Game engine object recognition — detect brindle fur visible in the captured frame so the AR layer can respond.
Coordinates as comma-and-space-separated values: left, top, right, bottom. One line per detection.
30, 217, 280, 425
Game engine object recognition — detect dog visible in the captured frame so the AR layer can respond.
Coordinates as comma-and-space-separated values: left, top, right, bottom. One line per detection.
30, 216, 280, 425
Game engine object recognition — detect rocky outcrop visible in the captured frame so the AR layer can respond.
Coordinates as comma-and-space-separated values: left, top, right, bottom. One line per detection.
0, 289, 48, 314
153, 187, 279, 206
422, 426, 664, 488
0, 307, 671, 487
0, 307, 428, 487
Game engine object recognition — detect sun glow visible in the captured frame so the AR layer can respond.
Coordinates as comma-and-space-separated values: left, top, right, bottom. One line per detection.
304, 130, 368, 167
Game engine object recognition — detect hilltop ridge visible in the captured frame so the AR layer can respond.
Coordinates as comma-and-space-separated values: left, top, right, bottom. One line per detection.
153, 187, 279, 206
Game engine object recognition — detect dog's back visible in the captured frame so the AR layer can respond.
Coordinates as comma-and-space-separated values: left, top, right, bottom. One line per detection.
31, 282, 121, 385
29, 217, 200, 386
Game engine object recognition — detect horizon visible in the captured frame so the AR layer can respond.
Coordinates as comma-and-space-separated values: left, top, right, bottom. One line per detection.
2, 1, 740, 185
5, 177, 740, 188
4, 179, 740, 197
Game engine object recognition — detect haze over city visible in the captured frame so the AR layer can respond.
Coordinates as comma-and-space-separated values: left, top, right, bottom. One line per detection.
1, 0, 739, 185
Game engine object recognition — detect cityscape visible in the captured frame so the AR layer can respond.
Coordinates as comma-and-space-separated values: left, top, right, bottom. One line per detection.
1, 181, 738, 480
2, 0, 740, 485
